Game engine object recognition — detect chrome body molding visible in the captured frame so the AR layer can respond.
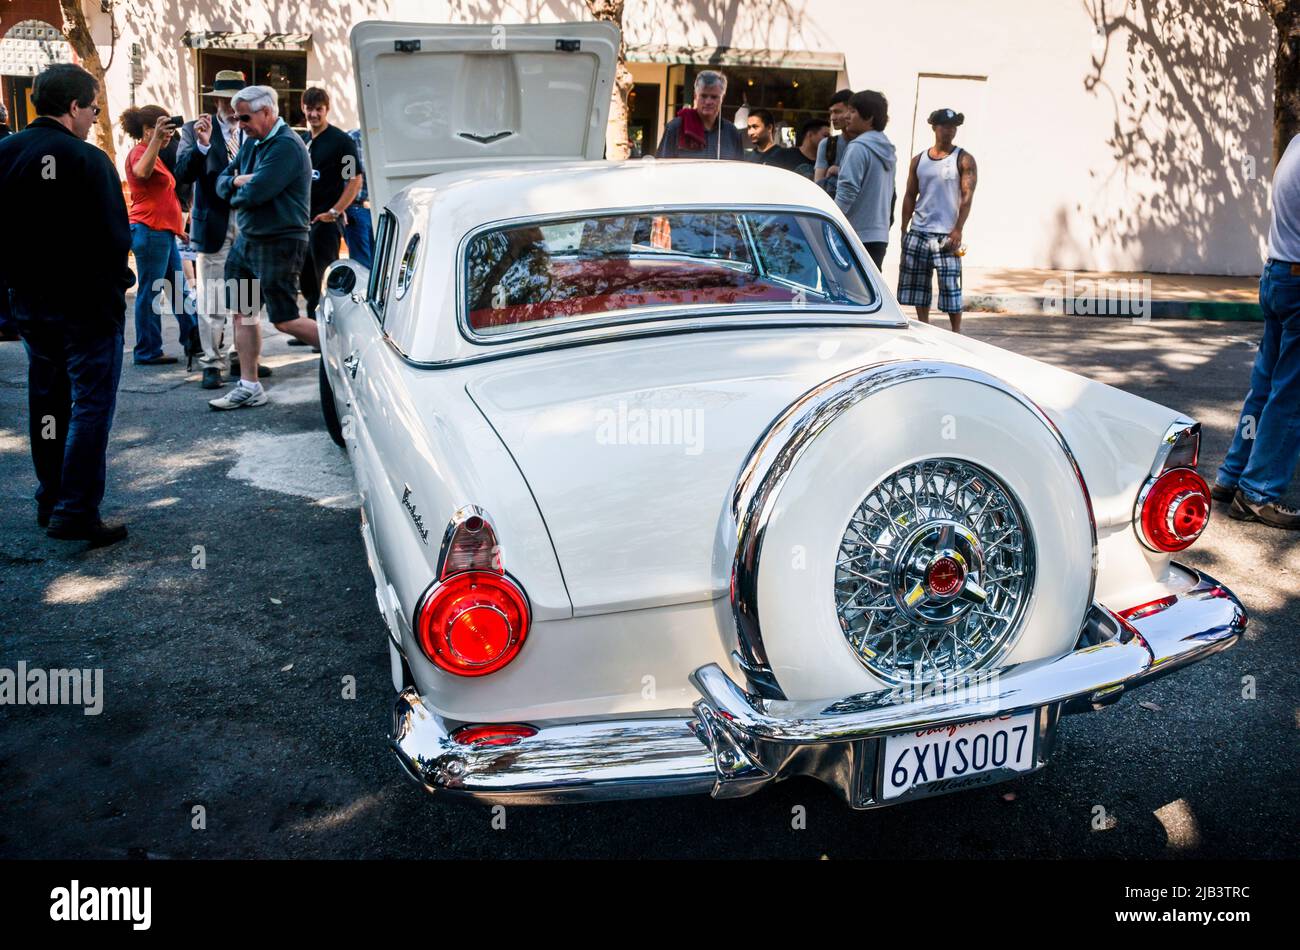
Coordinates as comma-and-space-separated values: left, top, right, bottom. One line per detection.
390, 564, 1243, 808
435, 503, 498, 579
1147, 418, 1200, 477
717, 359, 1099, 700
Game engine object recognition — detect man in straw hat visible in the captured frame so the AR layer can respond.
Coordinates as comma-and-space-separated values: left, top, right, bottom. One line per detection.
174, 69, 269, 389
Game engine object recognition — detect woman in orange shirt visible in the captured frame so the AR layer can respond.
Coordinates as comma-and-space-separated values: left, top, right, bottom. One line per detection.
122, 105, 195, 364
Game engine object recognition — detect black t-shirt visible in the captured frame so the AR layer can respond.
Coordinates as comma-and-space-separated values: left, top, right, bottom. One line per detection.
762, 145, 816, 178
301, 124, 360, 218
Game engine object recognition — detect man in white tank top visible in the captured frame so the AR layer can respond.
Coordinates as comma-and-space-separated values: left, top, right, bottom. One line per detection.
897, 108, 978, 332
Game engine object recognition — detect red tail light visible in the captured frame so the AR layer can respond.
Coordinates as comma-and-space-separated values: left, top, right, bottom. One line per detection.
415, 571, 530, 676
1137, 467, 1210, 552
451, 723, 538, 747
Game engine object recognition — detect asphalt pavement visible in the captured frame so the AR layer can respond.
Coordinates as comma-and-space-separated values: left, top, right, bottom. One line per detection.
0, 313, 1296, 859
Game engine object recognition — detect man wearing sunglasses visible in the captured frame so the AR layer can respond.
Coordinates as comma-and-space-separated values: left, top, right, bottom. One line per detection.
0, 63, 135, 546
212, 84, 313, 410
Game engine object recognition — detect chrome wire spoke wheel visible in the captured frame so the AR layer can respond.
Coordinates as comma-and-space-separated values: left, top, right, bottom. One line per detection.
834, 458, 1035, 685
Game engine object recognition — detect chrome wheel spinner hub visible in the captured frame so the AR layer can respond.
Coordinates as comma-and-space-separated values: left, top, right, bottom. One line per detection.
893, 521, 987, 624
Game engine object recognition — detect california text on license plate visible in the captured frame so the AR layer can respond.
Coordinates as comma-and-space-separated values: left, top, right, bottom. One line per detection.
880, 711, 1037, 800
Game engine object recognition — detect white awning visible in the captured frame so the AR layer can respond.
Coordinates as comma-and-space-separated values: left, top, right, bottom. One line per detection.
181, 31, 312, 51
627, 44, 844, 72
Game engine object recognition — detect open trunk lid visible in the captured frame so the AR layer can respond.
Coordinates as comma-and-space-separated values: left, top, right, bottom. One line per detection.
350, 20, 619, 211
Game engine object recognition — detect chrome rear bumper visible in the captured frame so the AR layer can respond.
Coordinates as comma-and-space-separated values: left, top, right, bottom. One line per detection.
391, 566, 1244, 807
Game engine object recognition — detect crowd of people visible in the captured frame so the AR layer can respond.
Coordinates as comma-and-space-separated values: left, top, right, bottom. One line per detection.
0, 59, 1296, 551
0, 63, 369, 545
656, 70, 978, 332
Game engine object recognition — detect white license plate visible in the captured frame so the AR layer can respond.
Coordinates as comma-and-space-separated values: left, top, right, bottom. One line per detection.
880, 711, 1037, 800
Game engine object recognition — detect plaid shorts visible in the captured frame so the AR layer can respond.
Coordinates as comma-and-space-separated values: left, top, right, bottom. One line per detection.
224, 235, 308, 325
897, 229, 963, 313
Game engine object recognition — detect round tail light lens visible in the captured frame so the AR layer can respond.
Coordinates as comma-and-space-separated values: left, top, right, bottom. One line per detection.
415, 571, 530, 676
1138, 467, 1210, 552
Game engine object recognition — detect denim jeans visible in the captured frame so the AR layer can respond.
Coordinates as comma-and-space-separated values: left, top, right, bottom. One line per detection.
131, 223, 194, 362
17, 313, 124, 523
1217, 260, 1300, 503
343, 204, 373, 270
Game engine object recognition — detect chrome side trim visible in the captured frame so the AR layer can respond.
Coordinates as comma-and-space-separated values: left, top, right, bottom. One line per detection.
390, 565, 1242, 808
718, 359, 1099, 700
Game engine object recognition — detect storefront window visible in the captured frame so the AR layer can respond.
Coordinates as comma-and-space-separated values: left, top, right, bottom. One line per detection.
666, 63, 836, 147
197, 49, 308, 129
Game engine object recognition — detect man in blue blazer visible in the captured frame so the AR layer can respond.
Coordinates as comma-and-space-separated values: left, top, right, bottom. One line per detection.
175, 70, 268, 389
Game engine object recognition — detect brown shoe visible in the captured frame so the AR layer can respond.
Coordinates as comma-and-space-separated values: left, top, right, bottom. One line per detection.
1228, 491, 1300, 529
46, 517, 129, 547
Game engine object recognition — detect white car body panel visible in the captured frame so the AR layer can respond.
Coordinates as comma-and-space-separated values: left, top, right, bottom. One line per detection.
326, 19, 1244, 808
465, 322, 1183, 621
325, 279, 1184, 720
332, 25, 1196, 720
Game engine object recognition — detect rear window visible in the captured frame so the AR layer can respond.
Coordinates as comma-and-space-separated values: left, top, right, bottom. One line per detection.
462, 209, 876, 336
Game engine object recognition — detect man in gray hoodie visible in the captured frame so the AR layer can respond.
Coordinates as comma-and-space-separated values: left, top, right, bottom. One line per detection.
833, 90, 896, 269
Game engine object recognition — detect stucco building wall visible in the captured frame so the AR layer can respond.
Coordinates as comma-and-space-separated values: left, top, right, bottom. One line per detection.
1, 1, 1278, 275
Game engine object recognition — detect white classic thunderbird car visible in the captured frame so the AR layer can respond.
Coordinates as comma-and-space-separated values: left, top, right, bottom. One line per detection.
316, 21, 1245, 808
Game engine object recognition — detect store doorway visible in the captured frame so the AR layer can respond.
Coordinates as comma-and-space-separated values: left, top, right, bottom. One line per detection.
2, 74, 35, 129
628, 82, 659, 157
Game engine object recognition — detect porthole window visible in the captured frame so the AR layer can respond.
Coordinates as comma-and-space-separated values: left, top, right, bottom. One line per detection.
395, 233, 421, 300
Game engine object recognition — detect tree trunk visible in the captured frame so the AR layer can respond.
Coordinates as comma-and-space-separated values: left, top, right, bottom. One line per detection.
58, 0, 115, 165
1269, 1, 1300, 167
1273, 10, 1300, 167
585, 0, 633, 160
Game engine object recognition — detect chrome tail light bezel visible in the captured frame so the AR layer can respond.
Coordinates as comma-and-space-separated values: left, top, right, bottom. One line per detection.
414, 506, 532, 677
1134, 421, 1209, 553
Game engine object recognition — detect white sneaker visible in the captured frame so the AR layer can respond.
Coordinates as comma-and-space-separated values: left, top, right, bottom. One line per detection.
209, 385, 268, 411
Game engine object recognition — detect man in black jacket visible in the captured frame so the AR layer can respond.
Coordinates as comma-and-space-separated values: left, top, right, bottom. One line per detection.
0, 64, 133, 546
174, 70, 258, 389
211, 84, 313, 410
